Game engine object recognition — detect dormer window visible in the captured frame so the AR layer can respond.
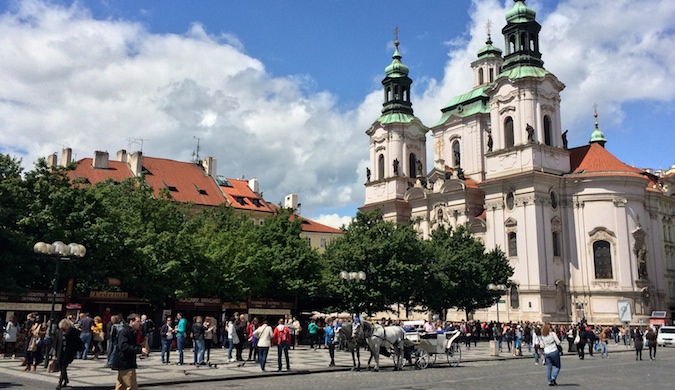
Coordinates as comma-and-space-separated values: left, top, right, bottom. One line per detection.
235, 196, 246, 205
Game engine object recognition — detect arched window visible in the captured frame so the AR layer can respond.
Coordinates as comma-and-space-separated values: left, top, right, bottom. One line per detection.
394, 85, 399, 100
510, 285, 520, 309
552, 231, 561, 257
478, 68, 484, 85
593, 240, 613, 279
489, 68, 494, 83
520, 32, 527, 50
509, 35, 516, 53
378, 154, 385, 180
544, 115, 552, 146
508, 232, 518, 257
409, 153, 417, 177
504, 117, 515, 148
452, 140, 461, 166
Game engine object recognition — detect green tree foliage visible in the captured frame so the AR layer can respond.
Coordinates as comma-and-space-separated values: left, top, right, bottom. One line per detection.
421, 225, 513, 320
321, 209, 424, 315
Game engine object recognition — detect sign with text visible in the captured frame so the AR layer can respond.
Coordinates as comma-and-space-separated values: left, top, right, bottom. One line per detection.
0, 291, 65, 303
248, 298, 295, 310
176, 297, 222, 309
89, 291, 129, 299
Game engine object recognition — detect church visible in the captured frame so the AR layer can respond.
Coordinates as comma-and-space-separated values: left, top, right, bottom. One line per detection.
360, 0, 675, 325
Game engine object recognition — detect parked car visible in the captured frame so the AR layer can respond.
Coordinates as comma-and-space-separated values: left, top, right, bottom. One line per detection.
656, 325, 675, 347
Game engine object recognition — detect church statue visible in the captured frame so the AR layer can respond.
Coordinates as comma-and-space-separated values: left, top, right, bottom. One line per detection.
393, 158, 399, 176
366, 167, 371, 182
637, 247, 648, 279
487, 130, 493, 152
416, 159, 423, 177
562, 130, 569, 150
454, 150, 461, 167
526, 123, 535, 143
456, 167, 465, 180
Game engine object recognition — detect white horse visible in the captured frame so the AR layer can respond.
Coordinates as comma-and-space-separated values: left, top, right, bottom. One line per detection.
336, 322, 370, 370
354, 321, 406, 371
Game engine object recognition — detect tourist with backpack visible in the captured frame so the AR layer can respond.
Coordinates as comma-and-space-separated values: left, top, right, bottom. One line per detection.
273, 318, 291, 372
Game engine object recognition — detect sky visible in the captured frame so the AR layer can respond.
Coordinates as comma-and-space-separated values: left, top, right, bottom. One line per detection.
1, 0, 674, 228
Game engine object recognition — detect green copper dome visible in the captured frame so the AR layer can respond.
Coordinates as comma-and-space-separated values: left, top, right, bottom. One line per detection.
589, 109, 607, 146
506, 0, 536, 23
477, 35, 503, 58
384, 43, 409, 78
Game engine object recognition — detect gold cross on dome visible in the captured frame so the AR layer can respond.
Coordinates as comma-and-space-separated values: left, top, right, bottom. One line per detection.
485, 19, 493, 37
593, 103, 598, 117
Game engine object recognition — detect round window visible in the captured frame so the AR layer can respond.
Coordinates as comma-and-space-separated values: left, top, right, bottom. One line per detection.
506, 191, 515, 210
550, 191, 558, 209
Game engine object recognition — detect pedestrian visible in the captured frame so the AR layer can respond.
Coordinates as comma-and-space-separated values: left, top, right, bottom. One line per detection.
645, 326, 657, 360
292, 317, 301, 349
160, 316, 173, 364
111, 313, 149, 390
107, 315, 124, 368
1, 315, 18, 359
324, 317, 336, 367
55, 318, 84, 390
24, 317, 43, 371
140, 314, 155, 353
227, 317, 239, 362
92, 316, 105, 359
309, 319, 320, 349
76, 312, 94, 360
273, 318, 291, 371
174, 312, 187, 365
533, 326, 543, 365
246, 317, 259, 362
252, 319, 273, 372
541, 322, 562, 386
191, 316, 205, 365
576, 324, 586, 360
586, 325, 595, 357
634, 327, 644, 361
203, 316, 216, 363
235, 314, 247, 361
600, 325, 609, 359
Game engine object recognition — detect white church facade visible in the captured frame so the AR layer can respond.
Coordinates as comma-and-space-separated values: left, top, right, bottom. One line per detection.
361, 0, 675, 325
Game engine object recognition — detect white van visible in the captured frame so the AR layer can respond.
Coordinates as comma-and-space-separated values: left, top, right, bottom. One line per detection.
656, 325, 675, 347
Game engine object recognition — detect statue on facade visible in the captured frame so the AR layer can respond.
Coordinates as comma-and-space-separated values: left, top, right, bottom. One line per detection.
562, 130, 569, 150
454, 150, 461, 167
637, 247, 648, 279
526, 123, 535, 143
416, 159, 423, 177
393, 158, 399, 176
487, 130, 493, 152
366, 167, 371, 183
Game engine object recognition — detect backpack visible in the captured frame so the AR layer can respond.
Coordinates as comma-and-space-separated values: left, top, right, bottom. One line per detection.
279, 326, 290, 344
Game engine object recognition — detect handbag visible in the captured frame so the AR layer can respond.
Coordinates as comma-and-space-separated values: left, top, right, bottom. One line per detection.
556, 344, 563, 353
94, 332, 104, 342
574, 335, 580, 344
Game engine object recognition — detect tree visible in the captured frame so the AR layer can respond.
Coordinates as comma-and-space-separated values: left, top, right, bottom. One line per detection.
321, 209, 424, 316
421, 225, 513, 320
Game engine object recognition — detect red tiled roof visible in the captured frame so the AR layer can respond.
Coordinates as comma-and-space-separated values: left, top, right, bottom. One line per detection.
289, 214, 344, 234
70, 159, 133, 184
569, 143, 643, 175
141, 157, 224, 206
219, 178, 274, 213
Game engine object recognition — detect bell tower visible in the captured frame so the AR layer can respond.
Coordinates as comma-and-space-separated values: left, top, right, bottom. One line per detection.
361, 30, 429, 222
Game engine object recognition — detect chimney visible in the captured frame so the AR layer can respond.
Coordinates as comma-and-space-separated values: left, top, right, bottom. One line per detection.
92, 151, 109, 169
46, 153, 58, 167
249, 178, 259, 194
61, 148, 72, 166
128, 151, 142, 176
201, 156, 217, 178
284, 193, 298, 210
116, 149, 127, 162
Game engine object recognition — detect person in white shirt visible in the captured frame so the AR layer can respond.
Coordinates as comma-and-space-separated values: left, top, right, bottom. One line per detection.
541, 322, 562, 386
252, 319, 273, 372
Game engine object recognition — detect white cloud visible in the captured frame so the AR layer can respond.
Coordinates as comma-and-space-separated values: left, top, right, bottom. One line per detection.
314, 213, 353, 230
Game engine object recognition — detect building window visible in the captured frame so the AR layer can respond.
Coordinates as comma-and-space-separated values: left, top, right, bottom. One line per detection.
452, 140, 461, 166
320, 238, 327, 248
504, 117, 514, 148
550, 191, 558, 209
505, 191, 515, 210
552, 231, 561, 257
409, 153, 417, 177
378, 154, 385, 180
489, 68, 494, 83
508, 232, 517, 257
593, 240, 613, 279
510, 285, 520, 309
544, 115, 552, 146
305, 237, 312, 247
479, 68, 484, 85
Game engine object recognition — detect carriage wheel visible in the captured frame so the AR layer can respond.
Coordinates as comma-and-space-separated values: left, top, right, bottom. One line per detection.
415, 349, 430, 370
446, 341, 461, 367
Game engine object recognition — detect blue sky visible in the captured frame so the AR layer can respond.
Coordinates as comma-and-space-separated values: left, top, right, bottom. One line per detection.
0, 0, 673, 227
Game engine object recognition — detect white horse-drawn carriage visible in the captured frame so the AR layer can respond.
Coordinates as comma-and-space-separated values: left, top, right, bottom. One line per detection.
401, 320, 462, 369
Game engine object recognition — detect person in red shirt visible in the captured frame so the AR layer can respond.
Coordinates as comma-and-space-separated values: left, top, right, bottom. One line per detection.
272, 318, 291, 372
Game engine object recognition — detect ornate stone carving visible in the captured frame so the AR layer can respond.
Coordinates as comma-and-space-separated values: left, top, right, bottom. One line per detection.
632, 223, 648, 279
591, 280, 618, 290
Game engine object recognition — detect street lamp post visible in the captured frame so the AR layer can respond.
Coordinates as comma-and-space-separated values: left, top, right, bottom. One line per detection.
34, 241, 86, 366
340, 271, 366, 319
487, 283, 507, 324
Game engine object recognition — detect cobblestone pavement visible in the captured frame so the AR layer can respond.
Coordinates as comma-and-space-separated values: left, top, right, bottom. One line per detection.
0, 341, 651, 389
